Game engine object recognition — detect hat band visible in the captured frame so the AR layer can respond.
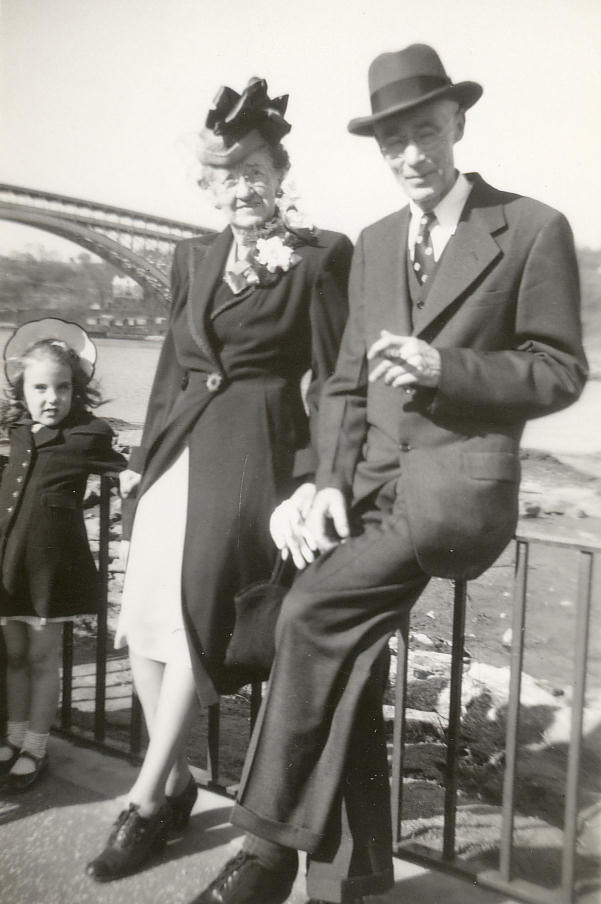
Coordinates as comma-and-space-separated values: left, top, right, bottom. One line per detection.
370, 75, 452, 115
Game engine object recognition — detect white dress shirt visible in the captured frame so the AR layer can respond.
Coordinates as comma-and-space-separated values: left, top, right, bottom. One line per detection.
408, 172, 472, 262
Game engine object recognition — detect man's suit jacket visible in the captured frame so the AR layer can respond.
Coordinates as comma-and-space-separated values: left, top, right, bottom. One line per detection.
315, 174, 588, 580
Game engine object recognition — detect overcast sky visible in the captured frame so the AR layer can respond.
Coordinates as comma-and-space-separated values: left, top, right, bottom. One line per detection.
1, 0, 600, 256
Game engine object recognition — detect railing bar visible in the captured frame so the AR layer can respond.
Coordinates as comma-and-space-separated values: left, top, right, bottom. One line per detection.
499, 539, 529, 880
561, 550, 594, 901
129, 689, 144, 757
207, 702, 220, 787
391, 617, 410, 848
442, 579, 467, 860
249, 682, 262, 732
93, 476, 111, 742
60, 621, 74, 732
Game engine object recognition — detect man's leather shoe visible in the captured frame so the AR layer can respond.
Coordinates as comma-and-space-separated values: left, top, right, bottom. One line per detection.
189, 850, 295, 904
86, 802, 170, 882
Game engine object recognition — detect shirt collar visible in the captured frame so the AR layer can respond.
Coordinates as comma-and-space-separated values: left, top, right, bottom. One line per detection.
408, 172, 472, 232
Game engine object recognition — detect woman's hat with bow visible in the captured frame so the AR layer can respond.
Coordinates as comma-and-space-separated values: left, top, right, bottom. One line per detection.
198, 77, 291, 166
348, 43, 482, 136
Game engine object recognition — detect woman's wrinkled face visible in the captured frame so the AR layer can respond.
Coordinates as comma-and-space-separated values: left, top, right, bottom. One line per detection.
204, 148, 284, 230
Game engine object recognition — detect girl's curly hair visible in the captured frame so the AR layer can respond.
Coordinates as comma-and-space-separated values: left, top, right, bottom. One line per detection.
1, 339, 102, 429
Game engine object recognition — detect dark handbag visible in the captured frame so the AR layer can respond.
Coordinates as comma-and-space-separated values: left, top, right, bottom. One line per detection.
225, 557, 292, 679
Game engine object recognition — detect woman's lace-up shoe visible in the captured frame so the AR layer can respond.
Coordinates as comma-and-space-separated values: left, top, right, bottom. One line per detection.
86, 802, 171, 882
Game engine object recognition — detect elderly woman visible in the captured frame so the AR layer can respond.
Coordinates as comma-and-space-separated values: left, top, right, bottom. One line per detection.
86, 78, 352, 881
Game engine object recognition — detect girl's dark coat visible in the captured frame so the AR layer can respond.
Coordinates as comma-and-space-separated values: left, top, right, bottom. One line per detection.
122, 225, 352, 699
0, 413, 126, 618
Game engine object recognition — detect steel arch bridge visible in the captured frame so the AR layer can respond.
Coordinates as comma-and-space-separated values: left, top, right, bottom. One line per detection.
0, 184, 215, 304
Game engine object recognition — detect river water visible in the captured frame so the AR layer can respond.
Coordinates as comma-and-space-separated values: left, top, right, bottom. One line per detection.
1, 328, 599, 467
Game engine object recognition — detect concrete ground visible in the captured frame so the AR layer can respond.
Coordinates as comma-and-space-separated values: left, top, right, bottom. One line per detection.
0, 736, 528, 904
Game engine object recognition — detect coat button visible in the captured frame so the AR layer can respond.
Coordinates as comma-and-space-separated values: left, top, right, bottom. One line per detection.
416, 301, 424, 309
400, 442, 412, 452
7, 506, 13, 513
206, 372, 223, 392
11, 491, 18, 497
181, 372, 189, 390
16, 477, 22, 483
21, 461, 28, 467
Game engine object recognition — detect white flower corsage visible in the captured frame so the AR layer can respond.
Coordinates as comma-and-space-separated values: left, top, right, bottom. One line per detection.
255, 236, 301, 274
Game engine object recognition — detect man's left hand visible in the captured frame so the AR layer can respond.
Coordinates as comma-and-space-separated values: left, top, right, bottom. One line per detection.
367, 331, 441, 388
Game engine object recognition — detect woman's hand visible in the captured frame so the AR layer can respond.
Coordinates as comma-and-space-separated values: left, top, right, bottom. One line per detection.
270, 482, 317, 570
119, 469, 142, 499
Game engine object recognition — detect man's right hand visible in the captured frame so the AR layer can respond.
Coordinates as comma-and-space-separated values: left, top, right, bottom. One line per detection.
306, 487, 350, 554
119, 469, 141, 499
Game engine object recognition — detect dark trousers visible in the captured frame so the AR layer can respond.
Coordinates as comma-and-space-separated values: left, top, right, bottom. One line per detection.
232, 481, 430, 902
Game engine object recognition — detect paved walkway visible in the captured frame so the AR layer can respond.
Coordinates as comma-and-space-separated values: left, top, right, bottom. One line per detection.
0, 736, 526, 904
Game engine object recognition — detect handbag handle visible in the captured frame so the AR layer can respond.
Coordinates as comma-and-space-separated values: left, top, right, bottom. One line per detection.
270, 554, 289, 584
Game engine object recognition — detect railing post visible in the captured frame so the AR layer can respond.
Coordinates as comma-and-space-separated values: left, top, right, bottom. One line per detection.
442, 578, 467, 860
561, 549, 594, 902
207, 702, 220, 787
61, 621, 74, 732
94, 475, 111, 743
391, 615, 410, 849
499, 538, 529, 881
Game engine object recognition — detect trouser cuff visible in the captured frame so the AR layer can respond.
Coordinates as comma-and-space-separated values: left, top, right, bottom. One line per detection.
231, 803, 322, 852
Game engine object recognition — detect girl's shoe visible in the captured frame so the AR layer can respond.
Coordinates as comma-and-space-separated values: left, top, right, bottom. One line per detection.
166, 774, 198, 834
4, 751, 48, 792
0, 741, 22, 777
86, 802, 171, 882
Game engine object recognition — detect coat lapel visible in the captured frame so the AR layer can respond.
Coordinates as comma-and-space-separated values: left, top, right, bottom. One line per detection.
186, 227, 233, 363
376, 209, 413, 336
415, 176, 507, 335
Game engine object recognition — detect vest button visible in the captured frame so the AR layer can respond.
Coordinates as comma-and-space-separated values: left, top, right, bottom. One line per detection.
400, 442, 412, 452
416, 301, 424, 309
180, 372, 189, 390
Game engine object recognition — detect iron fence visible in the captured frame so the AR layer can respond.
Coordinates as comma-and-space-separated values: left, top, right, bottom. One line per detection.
1, 474, 598, 903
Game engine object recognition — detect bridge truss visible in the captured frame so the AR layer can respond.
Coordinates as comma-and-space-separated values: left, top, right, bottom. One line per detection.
0, 183, 215, 304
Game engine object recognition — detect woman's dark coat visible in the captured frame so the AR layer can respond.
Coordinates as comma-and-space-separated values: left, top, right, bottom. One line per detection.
0, 413, 126, 618
123, 225, 352, 699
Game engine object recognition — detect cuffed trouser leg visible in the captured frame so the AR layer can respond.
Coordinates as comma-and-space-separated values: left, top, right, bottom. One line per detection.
231, 486, 429, 899
305, 652, 394, 903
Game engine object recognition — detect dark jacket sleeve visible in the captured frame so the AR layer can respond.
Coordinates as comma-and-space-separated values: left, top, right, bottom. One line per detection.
314, 231, 370, 496
292, 233, 353, 479
431, 212, 588, 422
83, 418, 127, 474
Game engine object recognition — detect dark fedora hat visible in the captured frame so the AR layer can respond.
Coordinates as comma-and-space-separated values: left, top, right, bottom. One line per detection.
348, 44, 482, 136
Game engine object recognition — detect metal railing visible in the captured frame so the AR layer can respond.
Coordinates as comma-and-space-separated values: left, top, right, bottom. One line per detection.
1, 475, 598, 903
390, 526, 599, 904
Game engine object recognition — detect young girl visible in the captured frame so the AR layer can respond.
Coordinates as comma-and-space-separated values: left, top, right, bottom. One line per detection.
0, 319, 125, 791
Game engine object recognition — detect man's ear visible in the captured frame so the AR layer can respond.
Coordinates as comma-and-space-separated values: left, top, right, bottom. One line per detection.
454, 110, 466, 144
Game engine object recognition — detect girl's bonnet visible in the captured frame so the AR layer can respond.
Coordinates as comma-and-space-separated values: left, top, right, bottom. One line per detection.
3, 318, 97, 385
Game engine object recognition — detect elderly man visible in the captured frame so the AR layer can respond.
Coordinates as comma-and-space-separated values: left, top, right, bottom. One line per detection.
193, 44, 587, 904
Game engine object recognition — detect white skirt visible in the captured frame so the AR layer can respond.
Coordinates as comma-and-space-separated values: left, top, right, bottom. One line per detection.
115, 446, 192, 667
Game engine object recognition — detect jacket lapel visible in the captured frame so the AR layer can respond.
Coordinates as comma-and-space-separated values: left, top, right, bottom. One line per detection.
186, 227, 233, 362
415, 176, 506, 335
376, 209, 413, 336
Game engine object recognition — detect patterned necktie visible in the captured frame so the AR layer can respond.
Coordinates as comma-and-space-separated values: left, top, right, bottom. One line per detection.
412, 211, 437, 285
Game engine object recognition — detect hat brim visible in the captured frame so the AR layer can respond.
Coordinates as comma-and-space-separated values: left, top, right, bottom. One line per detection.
3, 318, 97, 385
198, 128, 267, 167
348, 81, 482, 136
